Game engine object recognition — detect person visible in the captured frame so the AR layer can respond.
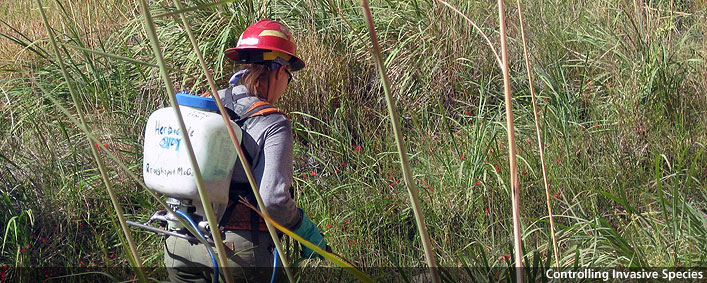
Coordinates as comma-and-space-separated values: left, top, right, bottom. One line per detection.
164, 19, 328, 282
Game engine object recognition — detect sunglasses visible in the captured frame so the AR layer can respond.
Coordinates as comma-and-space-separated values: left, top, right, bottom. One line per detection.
284, 68, 293, 84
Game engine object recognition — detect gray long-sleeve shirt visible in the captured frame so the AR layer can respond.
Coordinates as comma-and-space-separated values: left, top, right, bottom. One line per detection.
218, 85, 301, 229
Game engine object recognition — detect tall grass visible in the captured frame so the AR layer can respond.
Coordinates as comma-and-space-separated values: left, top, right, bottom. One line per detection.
514, 0, 559, 267
1, 0, 705, 281
34, 0, 147, 282
360, 1, 439, 281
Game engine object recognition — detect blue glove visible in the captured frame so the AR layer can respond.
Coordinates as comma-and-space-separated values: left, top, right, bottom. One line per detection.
293, 208, 327, 259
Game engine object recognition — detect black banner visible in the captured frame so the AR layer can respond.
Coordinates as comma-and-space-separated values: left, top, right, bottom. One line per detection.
1, 266, 706, 282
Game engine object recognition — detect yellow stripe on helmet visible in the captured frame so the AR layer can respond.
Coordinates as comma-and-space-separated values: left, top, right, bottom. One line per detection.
259, 30, 289, 40
262, 50, 292, 61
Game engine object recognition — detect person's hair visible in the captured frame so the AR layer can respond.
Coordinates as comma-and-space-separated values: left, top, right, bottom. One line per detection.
239, 63, 272, 99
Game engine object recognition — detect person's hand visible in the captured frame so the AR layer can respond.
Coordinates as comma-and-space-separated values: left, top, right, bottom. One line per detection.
199, 92, 212, 98
293, 208, 328, 259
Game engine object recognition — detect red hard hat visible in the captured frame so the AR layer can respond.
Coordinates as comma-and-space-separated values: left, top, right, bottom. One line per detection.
225, 19, 305, 71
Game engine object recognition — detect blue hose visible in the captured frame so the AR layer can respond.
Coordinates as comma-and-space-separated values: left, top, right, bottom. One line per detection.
270, 247, 280, 283
175, 210, 219, 283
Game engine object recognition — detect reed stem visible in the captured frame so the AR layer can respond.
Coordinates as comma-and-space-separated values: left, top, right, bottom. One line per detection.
497, 0, 524, 281
171, 0, 294, 281
136, 0, 233, 281
515, 0, 560, 267
35, 0, 146, 282
360, 1, 440, 282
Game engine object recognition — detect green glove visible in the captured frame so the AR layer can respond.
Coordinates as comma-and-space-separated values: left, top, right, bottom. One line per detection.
293, 208, 327, 259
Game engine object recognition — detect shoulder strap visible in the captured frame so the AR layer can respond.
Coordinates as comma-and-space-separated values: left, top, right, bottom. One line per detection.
226, 87, 250, 103
225, 87, 286, 123
243, 101, 286, 119
223, 87, 247, 121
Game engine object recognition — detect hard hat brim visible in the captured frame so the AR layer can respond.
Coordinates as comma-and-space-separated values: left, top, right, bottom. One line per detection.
225, 47, 305, 71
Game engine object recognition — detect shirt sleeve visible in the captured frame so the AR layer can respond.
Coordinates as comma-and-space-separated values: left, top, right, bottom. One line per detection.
251, 117, 301, 229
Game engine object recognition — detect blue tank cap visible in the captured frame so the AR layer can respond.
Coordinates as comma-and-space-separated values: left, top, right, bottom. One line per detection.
176, 91, 219, 111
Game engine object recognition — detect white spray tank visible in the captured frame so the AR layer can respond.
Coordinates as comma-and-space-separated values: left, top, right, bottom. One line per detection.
143, 92, 241, 229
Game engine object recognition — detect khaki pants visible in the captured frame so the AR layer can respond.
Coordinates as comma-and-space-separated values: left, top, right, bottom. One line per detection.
164, 230, 278, 282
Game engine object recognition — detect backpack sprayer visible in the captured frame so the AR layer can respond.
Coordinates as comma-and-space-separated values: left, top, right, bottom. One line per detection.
127, 91, 300, 282
126, 92, 242, 282
137, 92, 240, 232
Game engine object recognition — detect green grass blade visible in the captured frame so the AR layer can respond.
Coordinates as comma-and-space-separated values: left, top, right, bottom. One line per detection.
360, 1, 440, 282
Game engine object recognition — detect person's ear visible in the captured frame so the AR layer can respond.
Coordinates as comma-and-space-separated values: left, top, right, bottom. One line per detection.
276, 64, 286, 80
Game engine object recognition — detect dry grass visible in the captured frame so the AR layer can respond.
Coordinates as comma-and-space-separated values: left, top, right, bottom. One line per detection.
0, 0, 131, 75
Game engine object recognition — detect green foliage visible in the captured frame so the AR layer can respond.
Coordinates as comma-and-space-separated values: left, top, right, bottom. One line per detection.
0, 0, 705, 281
